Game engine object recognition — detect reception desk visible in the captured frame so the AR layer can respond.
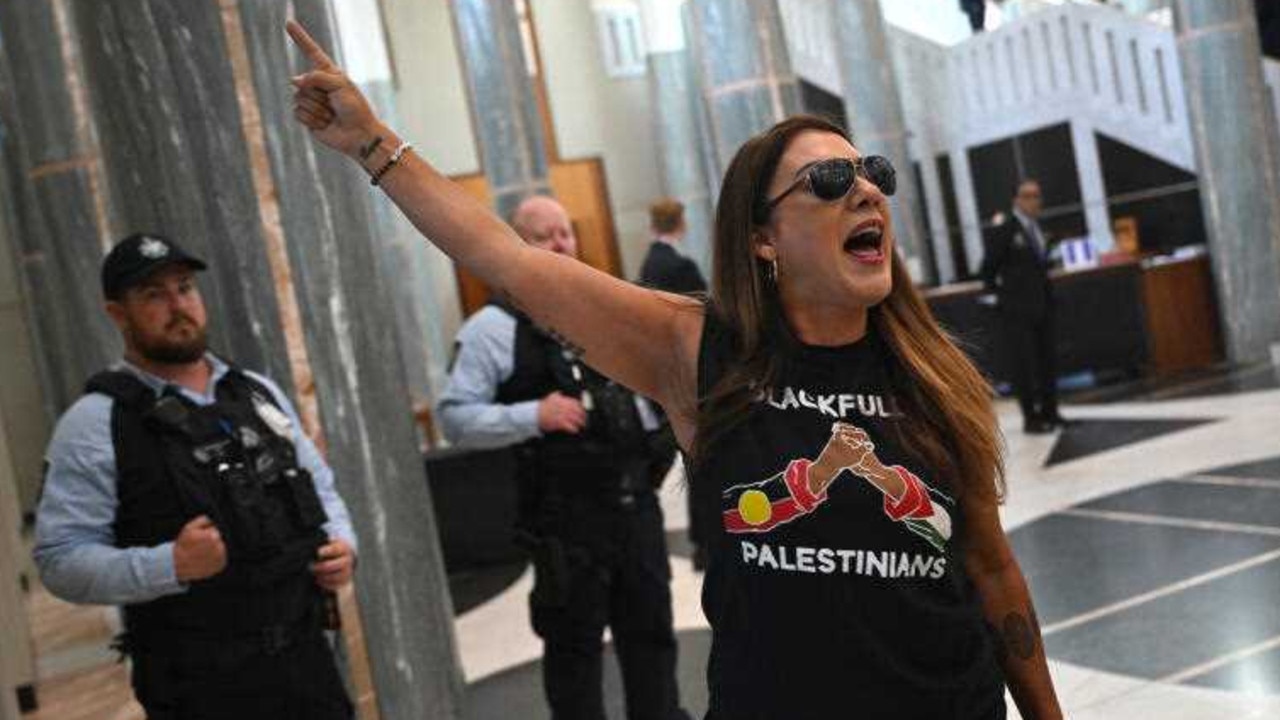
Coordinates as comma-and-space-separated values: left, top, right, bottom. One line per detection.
924, 254, 1224, 386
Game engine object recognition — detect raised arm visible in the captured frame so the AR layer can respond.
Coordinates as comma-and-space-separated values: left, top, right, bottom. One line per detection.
285, 22, 701, 420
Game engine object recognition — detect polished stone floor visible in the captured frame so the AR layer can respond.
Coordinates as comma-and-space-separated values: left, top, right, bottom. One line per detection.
455, 365, 1280, 719
18, 567, 376, 720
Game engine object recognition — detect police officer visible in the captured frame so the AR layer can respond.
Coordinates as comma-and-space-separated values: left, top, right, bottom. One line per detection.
438, 196, 689, 720
34, 233, 357, 719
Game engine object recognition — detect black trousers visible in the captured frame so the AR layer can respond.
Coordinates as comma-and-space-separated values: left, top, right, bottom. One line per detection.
1002, 312, 1059, 424
530, 492, 689, 720
130, 627, 352, 720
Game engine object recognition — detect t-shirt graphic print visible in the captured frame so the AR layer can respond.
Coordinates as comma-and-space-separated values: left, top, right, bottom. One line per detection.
721, 420, 954, 554
694, 311, 1006, 719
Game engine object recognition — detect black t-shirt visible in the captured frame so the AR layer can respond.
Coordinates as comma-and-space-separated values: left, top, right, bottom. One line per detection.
694, 310, 1005, 720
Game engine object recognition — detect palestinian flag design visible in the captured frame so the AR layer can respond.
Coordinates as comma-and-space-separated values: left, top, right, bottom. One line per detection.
721, 456, 952, 552
883, 466, 952, 552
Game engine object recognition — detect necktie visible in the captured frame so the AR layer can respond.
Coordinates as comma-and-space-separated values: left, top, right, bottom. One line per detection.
1027, 221, 1044, 260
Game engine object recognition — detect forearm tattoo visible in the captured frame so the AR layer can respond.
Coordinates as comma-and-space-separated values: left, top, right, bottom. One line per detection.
1000, 606, 1042, 661
545, 327, 585, 358
508, 296, 586, 358
359, 135, 383, 160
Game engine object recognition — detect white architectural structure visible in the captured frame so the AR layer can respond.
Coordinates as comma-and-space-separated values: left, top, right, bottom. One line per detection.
780, 0, 1280, 283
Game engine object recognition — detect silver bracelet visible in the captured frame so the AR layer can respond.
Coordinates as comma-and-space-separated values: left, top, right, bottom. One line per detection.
371, 140, 413, 186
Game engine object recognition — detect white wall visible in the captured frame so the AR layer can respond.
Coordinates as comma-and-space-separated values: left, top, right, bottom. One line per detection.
379, 0, 480, 177
531, 0, 664, 279
379, 0, 665, 344
878, 0, 987, 45
1113, 0, 1172, 18
378, 0, 481, 355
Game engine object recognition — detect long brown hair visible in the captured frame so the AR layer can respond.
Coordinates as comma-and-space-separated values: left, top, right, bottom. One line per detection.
695, 115, 1005, 501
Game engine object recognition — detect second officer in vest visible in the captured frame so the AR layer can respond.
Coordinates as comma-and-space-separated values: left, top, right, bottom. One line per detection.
439, 196, 690, 720
34, 233, 358, 719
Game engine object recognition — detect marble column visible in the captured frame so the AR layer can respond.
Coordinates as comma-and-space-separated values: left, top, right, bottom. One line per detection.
689, 0, 803, 177
641, 0, 715, 274
918, 157, 956, 283
0, 131, 52, 519
237, 2, 464, 718
377, 0, 471, 404
1174, 0, 1280, 362
331, 0, 449, 432
831, 0, 932, 283
0, 0, 117, 415
451, 0, 550, 221
950, 146, 985, 275
0, 675, 14, 720
0, 402, 30, 720
69, 0, 294, 388
1070, 119, 1115, 252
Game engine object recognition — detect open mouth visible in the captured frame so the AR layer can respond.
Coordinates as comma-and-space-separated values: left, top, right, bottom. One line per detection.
843, 222, 885, 264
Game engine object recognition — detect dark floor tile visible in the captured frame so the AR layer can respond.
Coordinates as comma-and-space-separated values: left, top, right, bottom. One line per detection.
449, 560, 529, 616
1201, 456, 1280, 481
1154, 365, 1280, 401
465, 629, 712, 720
1181, 644, 1280, 695
1043, 556, 1280, 679
1043, 418, 1215, 467
1064, 363, 1277, 405
1080, 481, 1280, 530
1009, 513, 1280, 626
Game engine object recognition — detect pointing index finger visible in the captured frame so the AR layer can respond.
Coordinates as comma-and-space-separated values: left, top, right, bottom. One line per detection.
286, 20, 337, 71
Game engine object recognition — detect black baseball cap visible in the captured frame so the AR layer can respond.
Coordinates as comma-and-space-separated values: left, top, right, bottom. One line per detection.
101, 233, 208, 300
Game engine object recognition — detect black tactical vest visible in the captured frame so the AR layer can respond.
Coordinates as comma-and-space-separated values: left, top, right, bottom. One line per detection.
489, 302, 652, 497
85, 367, 329, 648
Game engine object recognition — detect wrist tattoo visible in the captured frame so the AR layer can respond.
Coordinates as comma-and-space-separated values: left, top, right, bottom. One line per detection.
504, 294, 587, 358
359, 135, 383, 161
508, 294, 531, 315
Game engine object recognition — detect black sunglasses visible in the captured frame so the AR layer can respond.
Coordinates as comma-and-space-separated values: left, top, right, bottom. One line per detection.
764, 156, 897, 214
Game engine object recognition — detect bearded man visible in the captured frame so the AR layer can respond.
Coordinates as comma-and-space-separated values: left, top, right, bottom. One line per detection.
34, 233, 358, 720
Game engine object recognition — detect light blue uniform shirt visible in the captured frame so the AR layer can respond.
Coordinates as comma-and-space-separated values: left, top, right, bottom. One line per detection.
436, 305, 659, 450
33, 354, 358, 606
437, 306, 542, 449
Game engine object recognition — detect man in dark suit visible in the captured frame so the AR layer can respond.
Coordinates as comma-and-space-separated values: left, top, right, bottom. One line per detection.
638, 198, 707, 295
980, 179, 1067, 434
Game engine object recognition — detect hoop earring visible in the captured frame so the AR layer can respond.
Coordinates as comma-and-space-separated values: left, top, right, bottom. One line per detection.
769, 258, 779, 284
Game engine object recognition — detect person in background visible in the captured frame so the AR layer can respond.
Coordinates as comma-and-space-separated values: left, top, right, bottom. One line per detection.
639, 198, 708, 296
980, 179, 1069, 435
637, 198, 709, 570
437, 196, 690, 720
